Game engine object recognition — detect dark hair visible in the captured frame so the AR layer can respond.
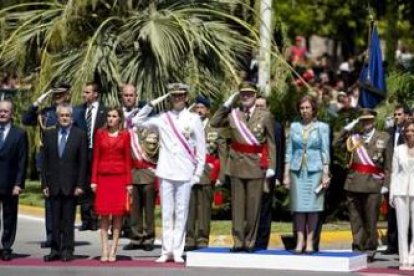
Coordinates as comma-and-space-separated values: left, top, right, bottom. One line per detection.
85, 82, 100, 94
296, 95, 318, 117
403, 118, 414, 139
105, 106, 125, 131
395, 103, 411, 115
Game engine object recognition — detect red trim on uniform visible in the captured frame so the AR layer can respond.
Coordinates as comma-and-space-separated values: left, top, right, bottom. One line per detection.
231, 142, 263, 153
350, 163, 384, 175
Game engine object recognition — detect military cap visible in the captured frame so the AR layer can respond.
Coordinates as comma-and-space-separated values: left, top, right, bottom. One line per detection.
195, 95, 211, 108
358, 108, 377, 120
51, 82, 71, 94
238, 81, 257, 93
167, 83, 189, 94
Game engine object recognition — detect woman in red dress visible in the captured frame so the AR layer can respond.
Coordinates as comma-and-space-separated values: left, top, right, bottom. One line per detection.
91, 106, 132, 262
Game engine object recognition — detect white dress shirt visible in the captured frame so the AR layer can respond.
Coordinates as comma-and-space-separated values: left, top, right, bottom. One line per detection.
0, 122, 11, 141
133, 105, 206, 181
86, 101, 99, 146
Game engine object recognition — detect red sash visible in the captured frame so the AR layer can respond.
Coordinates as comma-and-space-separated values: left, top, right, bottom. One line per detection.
350, 163, 384, 175
231, 142, 269, 169
165, 112, 197, 164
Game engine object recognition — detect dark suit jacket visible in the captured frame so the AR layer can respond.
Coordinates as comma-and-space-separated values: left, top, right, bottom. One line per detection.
73, 102, 106, 135
384, 126, 405, 187
274, 121, 285, 183
0, 126, 28, 195
41, 126, 88, 196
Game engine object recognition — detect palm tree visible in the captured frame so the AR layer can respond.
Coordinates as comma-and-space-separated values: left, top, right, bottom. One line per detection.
0, 0, 258, 104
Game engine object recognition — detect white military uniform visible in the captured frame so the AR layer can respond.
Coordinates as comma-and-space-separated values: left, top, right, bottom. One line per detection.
133, 104, 206, 258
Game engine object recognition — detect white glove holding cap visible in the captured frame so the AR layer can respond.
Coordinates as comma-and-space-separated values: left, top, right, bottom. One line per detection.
190, 175, 200, 186
344, 118, 360, 131
265, 169, 275, 179
224, 92, 239, 108
34, 90, 53, 107
150, 93, 170, 106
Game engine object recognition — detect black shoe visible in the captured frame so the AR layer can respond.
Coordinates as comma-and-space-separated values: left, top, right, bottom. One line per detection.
1, 250, 12, 261
229, 247, 244, 253
78, 224, 90, 231
245, 247, 256, 253
122, 243, 142, 250
61, 253, 74, 262
43, 253, 60, 262
40, 241, 52, 248
184, 245, 197, 251
143, 244, 154, 251
304, 249, 316, 255
383, 248, 398, 255
367, 255, 375, 263
89, 223, 98, 231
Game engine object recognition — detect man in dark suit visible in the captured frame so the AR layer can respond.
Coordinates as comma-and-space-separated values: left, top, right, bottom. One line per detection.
73, 82, 106, 231
22, 82, 71, 248
383, 104, 411, 254
42, 103, 87, 262
254, 96, 285, 250
0, 100, 28, 261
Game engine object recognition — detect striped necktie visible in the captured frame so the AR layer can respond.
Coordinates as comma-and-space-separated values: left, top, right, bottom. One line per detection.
86, 106, 93, 148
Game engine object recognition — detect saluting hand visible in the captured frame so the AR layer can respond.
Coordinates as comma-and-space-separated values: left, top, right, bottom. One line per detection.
34, 89, 53, 107
150, 93, 170, 106
223, 92, 239, 108
74, 188, 83, 196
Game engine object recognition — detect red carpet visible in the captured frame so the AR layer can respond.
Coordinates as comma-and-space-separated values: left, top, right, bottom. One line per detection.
0, 258, 185, 268
358, 267, 414, 275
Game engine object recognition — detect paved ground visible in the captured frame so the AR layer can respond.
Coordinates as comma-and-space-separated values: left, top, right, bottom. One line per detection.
0, 212, 406, 276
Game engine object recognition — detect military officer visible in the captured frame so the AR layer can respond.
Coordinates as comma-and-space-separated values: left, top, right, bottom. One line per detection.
341, 109, 390, 261
133, 83, 206, 263
210, 82, 276, 253
22, 82, 71, 248
185, 96, 221, 251
124, 128, 159, 251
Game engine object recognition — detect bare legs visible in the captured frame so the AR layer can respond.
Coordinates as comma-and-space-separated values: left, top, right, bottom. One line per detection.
100, 215, 123, 262
293, 212, 319, 253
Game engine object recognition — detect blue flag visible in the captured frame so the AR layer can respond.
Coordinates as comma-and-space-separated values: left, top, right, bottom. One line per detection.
358, 25, 386, 108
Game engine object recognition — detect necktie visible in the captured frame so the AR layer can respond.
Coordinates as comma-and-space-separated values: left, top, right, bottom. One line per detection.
0, 126, 5, 149
244, 109, 250, 122
86, 106, 93, 148
59, 129, 67, 158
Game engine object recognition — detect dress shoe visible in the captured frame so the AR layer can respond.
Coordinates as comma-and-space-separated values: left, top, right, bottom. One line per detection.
123, 243, 142, 250
1, 250, 12, 261
43, 253, 60, 262
173, 255, 185, 263
383, 248, 398, 255
245, 247, 256, 253
367, 255, 375, 263
184, 245, 197, 251
61, 253, 74, 262
40, 241, 52, 248
229, 247, 244, 253
89, 223, 98, 231
304, 249, 316, 255
78, 224, 90, 231
155, 255, 171, 263
143, 244, 154, 251
291, 249, 303, 255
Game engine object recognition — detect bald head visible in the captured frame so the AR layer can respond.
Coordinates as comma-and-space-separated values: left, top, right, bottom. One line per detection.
121, 84, 137, 108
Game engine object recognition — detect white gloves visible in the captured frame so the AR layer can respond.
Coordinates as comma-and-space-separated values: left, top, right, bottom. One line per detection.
215, 179, 223, 187
344, 118, 360, 131
150, 93, 170, 106
34, 90, 53, 107
265, 169, 275, 178
380, 186, 389, 195
224, 92, 239, 108
191, 175, 200, 185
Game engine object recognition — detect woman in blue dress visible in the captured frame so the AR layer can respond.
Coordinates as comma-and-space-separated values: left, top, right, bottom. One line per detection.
284, 95, 330, 254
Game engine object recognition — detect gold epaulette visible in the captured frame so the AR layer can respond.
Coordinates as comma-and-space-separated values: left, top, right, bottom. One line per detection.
346, 135, 362, 152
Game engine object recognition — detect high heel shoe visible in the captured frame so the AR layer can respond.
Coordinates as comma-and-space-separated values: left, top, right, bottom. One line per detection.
108, 247, 117, 262
100, 249, 109, 262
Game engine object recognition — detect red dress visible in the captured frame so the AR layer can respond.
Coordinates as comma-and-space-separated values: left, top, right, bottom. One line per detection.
91, 129, 132, 215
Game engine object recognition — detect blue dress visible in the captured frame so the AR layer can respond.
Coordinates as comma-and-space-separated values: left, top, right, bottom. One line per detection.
285, 121, 330, 212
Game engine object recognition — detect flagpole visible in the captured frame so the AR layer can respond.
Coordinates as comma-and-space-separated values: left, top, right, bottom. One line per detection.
258, 0, 272, 97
